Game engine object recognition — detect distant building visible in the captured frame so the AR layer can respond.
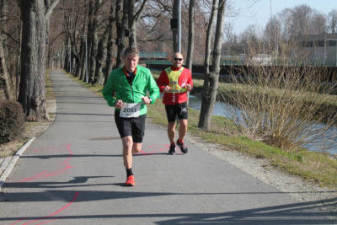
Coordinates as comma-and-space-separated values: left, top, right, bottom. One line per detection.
301, 33, 337, 66
251, 54, 272, 65
221, 54, 272, 66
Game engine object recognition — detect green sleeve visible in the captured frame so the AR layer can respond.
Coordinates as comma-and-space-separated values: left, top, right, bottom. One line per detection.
102, 72, 117, 107
148, 72, 160, 104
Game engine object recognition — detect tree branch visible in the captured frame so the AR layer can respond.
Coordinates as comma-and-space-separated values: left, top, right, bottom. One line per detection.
46, 0, 60, 19
0, 31, 19, 44
133, 0, 148, 22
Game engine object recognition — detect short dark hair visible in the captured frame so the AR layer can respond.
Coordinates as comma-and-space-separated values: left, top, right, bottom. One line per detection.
122, 47, 139, 58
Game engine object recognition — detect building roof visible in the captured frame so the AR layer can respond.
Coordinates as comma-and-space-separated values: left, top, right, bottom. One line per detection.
302, 33, 337, 41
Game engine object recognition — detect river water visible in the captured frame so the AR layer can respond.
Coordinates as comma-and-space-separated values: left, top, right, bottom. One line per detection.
189, 95, 337, 155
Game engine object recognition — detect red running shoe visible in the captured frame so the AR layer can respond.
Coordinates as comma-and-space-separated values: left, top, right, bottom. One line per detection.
125, 175, 135, 186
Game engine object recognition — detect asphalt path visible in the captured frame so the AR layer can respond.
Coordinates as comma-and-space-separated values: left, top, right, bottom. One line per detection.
0, 71, 336, 225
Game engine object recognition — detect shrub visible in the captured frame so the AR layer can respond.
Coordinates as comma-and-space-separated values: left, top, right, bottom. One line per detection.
0, 100, 25, 144
224, 65, 337, 152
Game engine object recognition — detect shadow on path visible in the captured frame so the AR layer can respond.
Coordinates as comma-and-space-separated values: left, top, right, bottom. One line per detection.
0, 195, 335, 225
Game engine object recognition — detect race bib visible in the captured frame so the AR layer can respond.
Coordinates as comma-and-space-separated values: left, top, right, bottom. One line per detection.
120, 103, 141, 118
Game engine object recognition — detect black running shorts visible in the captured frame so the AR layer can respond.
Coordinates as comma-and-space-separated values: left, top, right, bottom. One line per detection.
114, 110, 146, 143
165, 102, 188, 122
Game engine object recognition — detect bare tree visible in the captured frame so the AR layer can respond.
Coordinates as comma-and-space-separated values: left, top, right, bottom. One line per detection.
0, 0, 14, 100
18, 0, 60, 120
104, 0, 115, 84
285, 5, 314, 40
240, 25, 260, 55
87, 0, 102, 83
127, 0, 147, 48
264, 17, 281, 53
327, 10, 337, 33
198, 0, 226, 130
115, 0, 128, 68
94, 28, 108, 85
309, 13, 327, 34
171, 0, 180, 52
0, 0, 7, 54
203, 0, 217, 76
185, 0, 195, 70
0, 33, 14, 100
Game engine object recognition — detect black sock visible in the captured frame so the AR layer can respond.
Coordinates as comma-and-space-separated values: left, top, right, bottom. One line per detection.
126, 168, 133, 177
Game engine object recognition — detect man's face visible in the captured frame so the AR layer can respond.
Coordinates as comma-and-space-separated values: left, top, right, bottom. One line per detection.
124, 53, 139, 72
172, 53, 183, 68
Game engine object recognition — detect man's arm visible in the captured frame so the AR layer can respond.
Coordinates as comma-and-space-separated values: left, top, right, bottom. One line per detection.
148, 72, 160, 104
102, 73, 117, 107
184, 69, 193, 91
156, 70, 169, 93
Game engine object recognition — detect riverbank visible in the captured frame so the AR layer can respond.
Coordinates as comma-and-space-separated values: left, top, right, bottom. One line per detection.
190, 79, 337, 125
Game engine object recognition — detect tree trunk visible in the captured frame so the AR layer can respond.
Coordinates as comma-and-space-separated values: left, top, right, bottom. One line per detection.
95, 29, 108, 85
18, 0, 47, 120
198, 0, 217, 129
0, 0, 8, 56
79, 2, 89, 81
103, 0, 114, 84
18, 0, 59, 121
0, 0, 15, 100
186, 0, 195, 71
171, 0, 179, 52
77, 36, 85, 78
16, 19, 22, 99
114, 0, 128, 68
85, 0, 94, 80
127, 0, 136, 48
127, 0, 147, 49
88, 0, 101, 84
0, 34, 14, 100
198, 0, 226, 130
204, 0, 217, 75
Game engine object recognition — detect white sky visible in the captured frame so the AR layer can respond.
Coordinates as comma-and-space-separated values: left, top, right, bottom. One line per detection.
228, 0, 337, 35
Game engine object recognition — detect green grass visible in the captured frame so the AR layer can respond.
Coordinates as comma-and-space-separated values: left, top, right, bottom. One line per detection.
68, 71, 337, 189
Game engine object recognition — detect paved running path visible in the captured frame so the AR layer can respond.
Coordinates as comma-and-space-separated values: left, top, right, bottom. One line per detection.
0, 71, 336, 225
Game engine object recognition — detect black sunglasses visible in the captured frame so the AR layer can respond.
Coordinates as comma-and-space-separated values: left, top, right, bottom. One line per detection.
174, 58, 183, 61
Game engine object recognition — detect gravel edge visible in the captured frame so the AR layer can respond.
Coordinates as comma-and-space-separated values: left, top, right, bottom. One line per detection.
187, 135, 337, 203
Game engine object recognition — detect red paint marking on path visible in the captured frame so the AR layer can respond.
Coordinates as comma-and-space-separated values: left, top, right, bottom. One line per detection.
138, 144, 170, 155
10, 192, 79, 225
18, 144, 74, 183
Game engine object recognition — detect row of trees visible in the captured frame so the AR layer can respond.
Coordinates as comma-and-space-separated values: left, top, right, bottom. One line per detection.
223, 5, 337, 57
1, 0, 229, 130
1, 0, 60, 120
2, 1, 335, 133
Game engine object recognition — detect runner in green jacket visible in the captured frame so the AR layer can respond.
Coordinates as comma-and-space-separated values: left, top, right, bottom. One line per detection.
102, 47, 159, 186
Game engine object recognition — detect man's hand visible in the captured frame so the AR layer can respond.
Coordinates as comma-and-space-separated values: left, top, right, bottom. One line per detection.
115, 100, 124, 109
142, 96, 151, 104
185, 84, 192, 91
163, 85, 171, 93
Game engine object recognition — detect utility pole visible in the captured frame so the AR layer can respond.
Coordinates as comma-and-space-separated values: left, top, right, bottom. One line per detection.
177, 0, 181, 52
171, 0, 181, 52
